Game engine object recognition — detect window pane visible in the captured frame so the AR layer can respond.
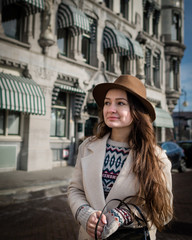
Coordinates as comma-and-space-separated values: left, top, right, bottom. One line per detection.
56, 109, 66, 137
120, 0, 129, 20
8, 111, 20, 135
3, 19, 19, 40
0, 110, 5, 135
50, 108, 66, 137
50, 108, 56, 136
82, 36, 90, 63
56, 92, 67, 106
57, 28, 67, 55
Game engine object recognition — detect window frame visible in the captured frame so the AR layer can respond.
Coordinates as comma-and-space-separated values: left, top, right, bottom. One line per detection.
50, 91, 70, 138
57, 28, 73, 57
143, 7, 150, 33
104, 48, 114, 73
0, 110, 21, 136
82, 33, 91, 64
144, 48, 151, 85
120, 55, 130, 75
120, 0, 129, 20
171, 12, 181, 41
105, 0, 113, 10
152, 54, 160, 88
170, 59, 179, 91
152, 10, 159, 38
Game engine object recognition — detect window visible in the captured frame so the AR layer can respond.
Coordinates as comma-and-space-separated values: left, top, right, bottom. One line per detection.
2, 4, 29, 43
0, 110, 21, 136
144, 48, 151, 85
82, 34, 90, 64
171, 12, 181, 41
50, 91, 69, 137
2, 16, 27, 42
120, 56, 130, 74
153, 54, 160, 88
120, 0, 129, 20
143, 2, 150, 33
57, 28, 73, 57
81, 16, 97, 66
105, 0, 113, 10
152, 10, 160, 38
170, 59, 179, 90
104, 48, 114, 72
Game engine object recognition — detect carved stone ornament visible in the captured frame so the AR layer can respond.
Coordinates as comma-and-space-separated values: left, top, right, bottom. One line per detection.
39, 0, 55, 53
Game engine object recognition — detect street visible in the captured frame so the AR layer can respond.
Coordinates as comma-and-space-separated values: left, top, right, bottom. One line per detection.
0, 171, 192, 240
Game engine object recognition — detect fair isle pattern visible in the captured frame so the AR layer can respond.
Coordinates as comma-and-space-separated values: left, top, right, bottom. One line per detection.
102, 140, 130, 198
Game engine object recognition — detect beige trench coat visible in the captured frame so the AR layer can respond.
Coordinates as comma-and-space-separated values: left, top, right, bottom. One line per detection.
67, 133, 173, 240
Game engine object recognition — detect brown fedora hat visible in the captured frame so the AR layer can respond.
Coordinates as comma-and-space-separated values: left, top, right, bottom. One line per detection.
93, 75, 156, 122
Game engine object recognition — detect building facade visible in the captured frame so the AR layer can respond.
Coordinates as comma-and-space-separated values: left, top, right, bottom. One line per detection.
0, 0, 185, 171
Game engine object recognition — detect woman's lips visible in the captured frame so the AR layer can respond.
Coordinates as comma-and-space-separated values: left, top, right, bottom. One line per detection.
107, 116, 119, 120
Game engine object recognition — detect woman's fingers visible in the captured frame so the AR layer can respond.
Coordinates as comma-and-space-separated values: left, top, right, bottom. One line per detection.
86, 211, 105, 238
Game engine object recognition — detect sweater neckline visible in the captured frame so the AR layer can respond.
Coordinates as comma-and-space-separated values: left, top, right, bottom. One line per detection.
107, 138, 129, 148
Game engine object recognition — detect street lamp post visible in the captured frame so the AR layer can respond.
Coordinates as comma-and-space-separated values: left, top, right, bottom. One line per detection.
178, 89, 188, 140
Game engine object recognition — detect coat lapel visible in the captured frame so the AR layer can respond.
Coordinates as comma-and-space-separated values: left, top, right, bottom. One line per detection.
80, 134, 110, 209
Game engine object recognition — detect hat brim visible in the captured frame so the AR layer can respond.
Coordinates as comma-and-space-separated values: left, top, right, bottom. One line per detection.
93, 83, 156, 122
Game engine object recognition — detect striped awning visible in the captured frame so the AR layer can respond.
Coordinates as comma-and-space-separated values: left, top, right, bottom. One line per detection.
2, 0, 44, 21
103, 27, 130, 55
57, 3, 90, 36
103, 27, 131, 55
0, 72, 46, 115
103, 27, 143, 58
153, 108, 174, 128
54, 83, 85, 94
127, 39, 144, 58
52, 83, 85, 117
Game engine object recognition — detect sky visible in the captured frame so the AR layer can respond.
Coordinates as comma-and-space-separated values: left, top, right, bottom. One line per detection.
174, 0, 192, 112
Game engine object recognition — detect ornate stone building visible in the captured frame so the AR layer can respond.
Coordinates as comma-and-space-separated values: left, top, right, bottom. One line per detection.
0, 0, 185, 171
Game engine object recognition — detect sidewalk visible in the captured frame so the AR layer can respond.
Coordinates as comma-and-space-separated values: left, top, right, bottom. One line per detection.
0, 166, 75, 206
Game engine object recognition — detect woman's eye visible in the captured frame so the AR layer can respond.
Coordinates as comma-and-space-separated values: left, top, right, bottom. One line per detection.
118, 101, 125, 106
104, 101, 110, 105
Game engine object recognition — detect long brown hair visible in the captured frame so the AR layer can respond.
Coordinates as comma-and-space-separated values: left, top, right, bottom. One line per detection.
94, 93, 173, 230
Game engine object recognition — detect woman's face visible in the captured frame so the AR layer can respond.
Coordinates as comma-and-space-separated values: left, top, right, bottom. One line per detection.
103, 89, 133, 130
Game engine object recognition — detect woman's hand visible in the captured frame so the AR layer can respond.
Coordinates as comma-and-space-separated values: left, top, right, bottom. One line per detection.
86, 211, 107, 239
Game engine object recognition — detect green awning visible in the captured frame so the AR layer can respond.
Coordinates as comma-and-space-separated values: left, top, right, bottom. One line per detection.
3, 0, 44, 9
127, 39, 144, 58
54, 83, 85, 94
57, 3, 90, 35
0, 72, 46, 115
52, 83, 85, 117
2, 0, 44, 21
103, 27, 130, 55
153, 108, 174, 128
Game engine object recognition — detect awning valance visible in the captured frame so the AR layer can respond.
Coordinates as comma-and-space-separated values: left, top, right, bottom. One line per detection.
103, 27, 130, 55
2, 0, 44, 20
0, 72, 46, 115
57, 3, 90, 36
153, 108, 174, 128
54, 83, 85, 94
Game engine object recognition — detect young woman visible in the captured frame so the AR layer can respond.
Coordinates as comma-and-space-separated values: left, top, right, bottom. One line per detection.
67, 75, 173, 240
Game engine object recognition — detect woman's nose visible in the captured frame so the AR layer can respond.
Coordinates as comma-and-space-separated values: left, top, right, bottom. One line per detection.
107, 103, 116, 112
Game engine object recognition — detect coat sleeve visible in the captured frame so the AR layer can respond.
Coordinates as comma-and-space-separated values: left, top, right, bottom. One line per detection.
67, 137, 93, 219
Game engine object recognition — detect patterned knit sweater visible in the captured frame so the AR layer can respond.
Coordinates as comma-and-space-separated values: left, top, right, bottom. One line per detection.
102, 139, 130, 198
